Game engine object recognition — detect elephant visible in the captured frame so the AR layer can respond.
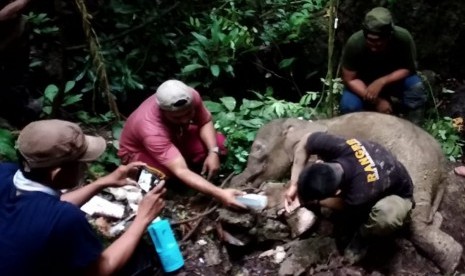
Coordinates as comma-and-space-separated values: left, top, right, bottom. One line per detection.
229, 112, 462, 273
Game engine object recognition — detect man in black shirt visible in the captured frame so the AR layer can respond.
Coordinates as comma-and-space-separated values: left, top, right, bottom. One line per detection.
285, 132, 414, 263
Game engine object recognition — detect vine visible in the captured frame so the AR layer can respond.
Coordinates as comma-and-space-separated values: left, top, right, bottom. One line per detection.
74, 0, 120, 118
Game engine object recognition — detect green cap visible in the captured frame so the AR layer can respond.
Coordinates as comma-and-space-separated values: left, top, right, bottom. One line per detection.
363, 7, 393, 34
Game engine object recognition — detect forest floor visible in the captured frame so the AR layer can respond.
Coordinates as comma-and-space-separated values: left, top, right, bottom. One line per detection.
160, 161, 465, 276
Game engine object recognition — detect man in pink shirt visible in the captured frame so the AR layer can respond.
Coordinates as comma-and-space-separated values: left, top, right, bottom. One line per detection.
119, 79, 246, 209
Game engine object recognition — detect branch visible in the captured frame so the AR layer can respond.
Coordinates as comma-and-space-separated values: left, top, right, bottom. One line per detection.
66, 2, 180, 51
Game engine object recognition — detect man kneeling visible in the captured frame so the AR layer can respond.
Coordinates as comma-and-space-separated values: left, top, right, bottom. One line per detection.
286, 132, 414, 263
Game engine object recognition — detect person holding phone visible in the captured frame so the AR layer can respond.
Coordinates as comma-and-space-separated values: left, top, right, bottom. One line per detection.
0, 119, 166, 275
118, 79, 246, 209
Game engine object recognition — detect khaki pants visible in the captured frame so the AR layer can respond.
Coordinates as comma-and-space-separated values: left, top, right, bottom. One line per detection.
361, 195, 413, 237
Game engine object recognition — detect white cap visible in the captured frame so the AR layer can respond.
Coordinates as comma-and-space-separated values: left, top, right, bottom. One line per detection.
155, 80, 193, 111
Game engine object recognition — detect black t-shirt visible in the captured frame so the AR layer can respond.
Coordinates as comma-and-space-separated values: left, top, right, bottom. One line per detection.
305, 132, 413, 209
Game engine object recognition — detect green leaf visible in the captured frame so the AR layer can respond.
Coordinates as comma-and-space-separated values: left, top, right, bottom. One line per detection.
278, 57, 295, 69
210, 65, 220, 77
44, 84, 59, 103
204, 101, 224, 113
220, 97, 236, 112
192, 32, 209, 46
0, 128, 15, 144
181, 64, 204, 74
42, 106, 52, 115
241, 99, 264, 110
190, 46, 209, 65
112, 120, 125, 140
64, 81, 76, 93
62, 94, 82, 106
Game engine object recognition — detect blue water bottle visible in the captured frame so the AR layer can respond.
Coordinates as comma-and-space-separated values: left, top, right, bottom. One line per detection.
147, 217, 184, 273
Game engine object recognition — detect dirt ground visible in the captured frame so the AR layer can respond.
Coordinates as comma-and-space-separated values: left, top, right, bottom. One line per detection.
164, 161, 465, 276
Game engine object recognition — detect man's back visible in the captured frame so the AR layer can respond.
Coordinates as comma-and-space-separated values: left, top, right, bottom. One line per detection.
305, 133, 413, 208
0, 163, 102, 275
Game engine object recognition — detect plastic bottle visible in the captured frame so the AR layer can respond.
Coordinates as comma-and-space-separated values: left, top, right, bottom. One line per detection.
147, 217, 184, 272
235, 194, 268, 211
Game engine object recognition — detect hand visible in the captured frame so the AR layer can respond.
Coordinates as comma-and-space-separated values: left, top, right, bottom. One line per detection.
99, 161, 146, 188
218, 188, 247, 209
201, 153, 220, 180
374, 98, 393, 114
364, 78, 386, 102
136, 181, 166, 224
0, 0, 28, 21
284, 185, 298, 212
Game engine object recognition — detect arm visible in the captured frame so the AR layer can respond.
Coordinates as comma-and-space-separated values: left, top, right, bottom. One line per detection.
61, 180, 108, 207
61, 162, 144, 207
166, 156, 246, 209
199, 120, 221, 180
289, 133, 312, 188
377, 69, 410, 85
319, 197, 345, 210
285, 133, 312, 207
87, 182, 166, 275
365, 69, 410, 101
285, 132, 346, 208
0, 0, 30, 21
342, 67, 368, 98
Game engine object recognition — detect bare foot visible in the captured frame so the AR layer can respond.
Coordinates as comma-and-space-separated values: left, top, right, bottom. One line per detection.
454, 165, 465, 177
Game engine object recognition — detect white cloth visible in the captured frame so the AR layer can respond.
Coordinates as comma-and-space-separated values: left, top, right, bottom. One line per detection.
13, 170, 60, 197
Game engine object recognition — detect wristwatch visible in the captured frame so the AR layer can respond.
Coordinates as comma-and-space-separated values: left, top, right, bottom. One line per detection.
209, 146, 220, 155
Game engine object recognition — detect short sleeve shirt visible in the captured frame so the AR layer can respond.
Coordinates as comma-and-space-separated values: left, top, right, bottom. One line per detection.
118, 89, 212, 166
0, 163, 102, 275
305, 132, 413, 208
341, 26, 417, 84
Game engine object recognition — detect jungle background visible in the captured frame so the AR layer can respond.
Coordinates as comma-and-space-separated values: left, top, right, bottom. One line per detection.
1, 0, 465, 275
1, 0, 465, 174
1, 0, 465, 172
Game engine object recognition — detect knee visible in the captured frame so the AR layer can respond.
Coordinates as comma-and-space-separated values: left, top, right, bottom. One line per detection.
365, 196, 412, 236
339, 89, 364, 114
403, 75, 427, 109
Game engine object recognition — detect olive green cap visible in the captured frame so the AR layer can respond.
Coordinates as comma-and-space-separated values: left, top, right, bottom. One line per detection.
363, 7, 394, 34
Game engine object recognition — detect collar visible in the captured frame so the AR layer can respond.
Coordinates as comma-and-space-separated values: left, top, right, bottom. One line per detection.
13, 170, 60, 197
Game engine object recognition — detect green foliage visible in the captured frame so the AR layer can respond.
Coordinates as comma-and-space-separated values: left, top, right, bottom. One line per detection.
205, 92, 317, 172
88, 121, 124, 178
0, 129, 17, 162
178, 12, 255, 84
19, 0, 334, 172
26, 12, 59, 35
41, 81, 82, 116
424, 117, 463, 161
260, 0, 326, 43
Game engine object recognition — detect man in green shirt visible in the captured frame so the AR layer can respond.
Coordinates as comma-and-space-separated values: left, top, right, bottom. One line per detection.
339, 7, 426, 124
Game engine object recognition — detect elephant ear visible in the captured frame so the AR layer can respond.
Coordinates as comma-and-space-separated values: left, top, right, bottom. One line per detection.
282, 119, 328, 154
282, 119, 328, 138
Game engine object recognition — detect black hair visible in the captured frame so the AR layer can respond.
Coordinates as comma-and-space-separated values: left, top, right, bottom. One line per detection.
16, 150, 53, 184
297, 163, 340, 204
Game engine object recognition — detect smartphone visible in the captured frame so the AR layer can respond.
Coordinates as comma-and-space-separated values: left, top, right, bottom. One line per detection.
137, 167, 164, 192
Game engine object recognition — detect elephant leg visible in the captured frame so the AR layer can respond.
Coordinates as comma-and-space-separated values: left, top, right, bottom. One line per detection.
411, 206, 462, 273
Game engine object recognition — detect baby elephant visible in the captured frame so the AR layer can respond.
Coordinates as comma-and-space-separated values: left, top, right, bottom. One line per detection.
230, 112, 462, 273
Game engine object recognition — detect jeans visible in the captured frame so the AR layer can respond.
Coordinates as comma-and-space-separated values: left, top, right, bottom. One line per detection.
339, 74, 427, 114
